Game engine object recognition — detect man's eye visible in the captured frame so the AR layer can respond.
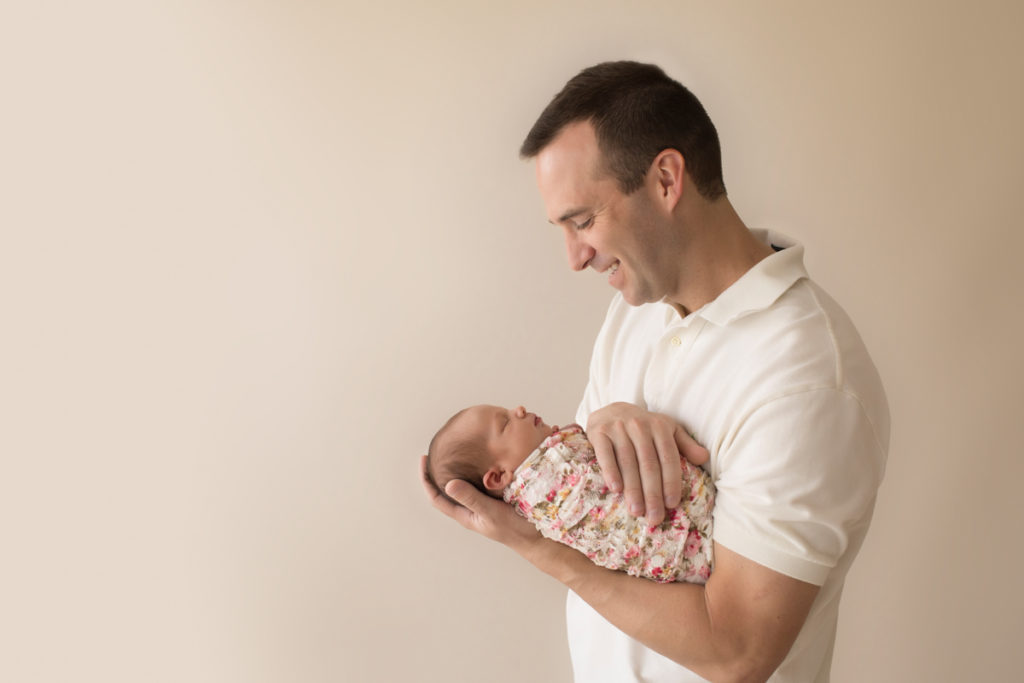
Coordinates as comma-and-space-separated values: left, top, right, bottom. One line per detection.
576, 217, 594, 230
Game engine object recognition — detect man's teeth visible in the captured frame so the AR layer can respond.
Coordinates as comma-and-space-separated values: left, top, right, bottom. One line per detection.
608, 262, 619, 275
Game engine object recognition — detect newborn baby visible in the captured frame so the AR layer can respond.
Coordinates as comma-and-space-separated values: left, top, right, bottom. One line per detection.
426, 404, 714, 583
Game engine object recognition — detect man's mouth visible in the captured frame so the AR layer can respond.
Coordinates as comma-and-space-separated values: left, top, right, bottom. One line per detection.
607, 261, 620, 276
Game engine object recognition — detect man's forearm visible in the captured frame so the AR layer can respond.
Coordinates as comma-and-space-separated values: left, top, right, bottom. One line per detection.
522, 539, 737, 681
422, 451, 816, 679
519, 537, 817, 683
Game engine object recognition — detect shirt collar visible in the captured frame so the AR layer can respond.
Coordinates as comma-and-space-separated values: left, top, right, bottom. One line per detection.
684, 229, 808, 327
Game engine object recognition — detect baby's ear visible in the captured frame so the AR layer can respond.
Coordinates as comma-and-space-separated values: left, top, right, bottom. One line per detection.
482, 467, 512, 493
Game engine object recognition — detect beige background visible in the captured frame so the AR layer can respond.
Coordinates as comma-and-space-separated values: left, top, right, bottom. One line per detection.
2, 1, 1022, 681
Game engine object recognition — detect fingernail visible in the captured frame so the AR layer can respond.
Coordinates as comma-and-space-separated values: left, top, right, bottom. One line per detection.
630, 503, 643, 516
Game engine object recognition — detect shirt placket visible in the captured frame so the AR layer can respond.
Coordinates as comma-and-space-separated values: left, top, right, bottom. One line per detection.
644, 316, 706, 414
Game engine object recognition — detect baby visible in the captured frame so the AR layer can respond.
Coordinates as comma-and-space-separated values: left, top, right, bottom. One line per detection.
426, 404, 714, 584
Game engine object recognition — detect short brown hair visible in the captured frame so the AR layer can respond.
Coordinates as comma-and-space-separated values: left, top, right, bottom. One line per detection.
425, 409, 490, 504
520, 61, 726, 200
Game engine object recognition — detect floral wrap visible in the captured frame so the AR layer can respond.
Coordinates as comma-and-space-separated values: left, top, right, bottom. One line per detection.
504, 425, 714, 584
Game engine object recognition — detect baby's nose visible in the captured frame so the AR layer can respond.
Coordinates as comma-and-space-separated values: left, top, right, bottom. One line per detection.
515, 405, 526, 418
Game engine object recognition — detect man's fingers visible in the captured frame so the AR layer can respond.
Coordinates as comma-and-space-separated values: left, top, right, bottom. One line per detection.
585, 405, 709, 526
444, 479, 542, 548
626, 419, 665, 525
420, 456, 492, 531
652, 426, 683, 510
609, 423, 646, 520
438, 479, 485, 530
675, 425, 710, 466
421, 456, 542, 550
593, 425, 652, 516
444, 478, 487, 511
590, 430, 623, 494
420, 454, 461, 519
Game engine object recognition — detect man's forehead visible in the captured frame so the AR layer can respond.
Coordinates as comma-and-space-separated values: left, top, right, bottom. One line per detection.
536, 122, 601, 176
535, 122, 610, 222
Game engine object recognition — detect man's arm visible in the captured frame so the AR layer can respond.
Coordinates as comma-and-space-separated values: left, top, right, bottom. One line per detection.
420, 457, 819, 682
543, 540, 818, 682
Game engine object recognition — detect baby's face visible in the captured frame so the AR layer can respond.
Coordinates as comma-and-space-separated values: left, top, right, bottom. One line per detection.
455, 405, 556, 471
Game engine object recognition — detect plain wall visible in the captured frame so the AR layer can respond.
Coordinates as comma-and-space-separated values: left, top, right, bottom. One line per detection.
2, 1, 1022, 681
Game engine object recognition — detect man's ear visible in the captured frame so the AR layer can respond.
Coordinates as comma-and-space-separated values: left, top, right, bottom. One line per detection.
650, 148, 686, 208
482, 467, 513, 492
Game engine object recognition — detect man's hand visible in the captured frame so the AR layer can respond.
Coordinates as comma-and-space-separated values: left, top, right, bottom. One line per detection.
419, 455, 542, 552
586, 402, 709, 526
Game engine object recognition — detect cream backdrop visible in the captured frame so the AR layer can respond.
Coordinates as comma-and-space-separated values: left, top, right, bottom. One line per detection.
3, 1, 1022, 682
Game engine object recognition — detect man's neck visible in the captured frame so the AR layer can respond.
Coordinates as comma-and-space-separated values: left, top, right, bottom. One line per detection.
667, 197, 774, 316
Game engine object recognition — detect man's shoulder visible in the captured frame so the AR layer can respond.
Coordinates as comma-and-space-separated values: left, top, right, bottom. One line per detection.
714, 277, 889, 450
758, 277, 880, 384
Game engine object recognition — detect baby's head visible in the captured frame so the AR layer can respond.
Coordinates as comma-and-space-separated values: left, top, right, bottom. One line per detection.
426, 405, 557, 502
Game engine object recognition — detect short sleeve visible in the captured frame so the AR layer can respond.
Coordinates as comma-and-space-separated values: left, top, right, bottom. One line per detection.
711, 388, 886, 585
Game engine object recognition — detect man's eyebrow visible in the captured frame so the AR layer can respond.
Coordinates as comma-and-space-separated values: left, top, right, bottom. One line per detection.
549, 207, 589, 225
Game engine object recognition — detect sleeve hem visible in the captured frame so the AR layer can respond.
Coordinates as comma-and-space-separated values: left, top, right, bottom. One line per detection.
713, 516, 832, 586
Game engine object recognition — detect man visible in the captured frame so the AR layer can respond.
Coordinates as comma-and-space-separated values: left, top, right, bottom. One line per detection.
421, 61, 889, 682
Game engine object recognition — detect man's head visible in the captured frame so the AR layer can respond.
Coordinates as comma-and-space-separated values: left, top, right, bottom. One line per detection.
520, 61, 725, 201
426, 405, 556, 502
520, 62, 731, 310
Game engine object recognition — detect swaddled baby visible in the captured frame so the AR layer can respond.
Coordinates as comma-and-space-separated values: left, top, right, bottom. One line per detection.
426, 404, 714, 583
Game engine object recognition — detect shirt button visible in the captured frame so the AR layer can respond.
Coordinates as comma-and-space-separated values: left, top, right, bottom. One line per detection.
670, 336, 682, 346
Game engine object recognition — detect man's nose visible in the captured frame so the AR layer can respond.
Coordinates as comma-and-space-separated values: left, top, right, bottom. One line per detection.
564, 231, 595, 272
515, 405, 526, 418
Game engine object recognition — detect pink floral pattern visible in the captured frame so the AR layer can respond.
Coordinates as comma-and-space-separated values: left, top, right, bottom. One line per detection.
504, 426, 714, 583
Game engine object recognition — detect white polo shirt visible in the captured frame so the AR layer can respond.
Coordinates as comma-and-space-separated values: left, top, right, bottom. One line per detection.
569, 230, 890, 682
